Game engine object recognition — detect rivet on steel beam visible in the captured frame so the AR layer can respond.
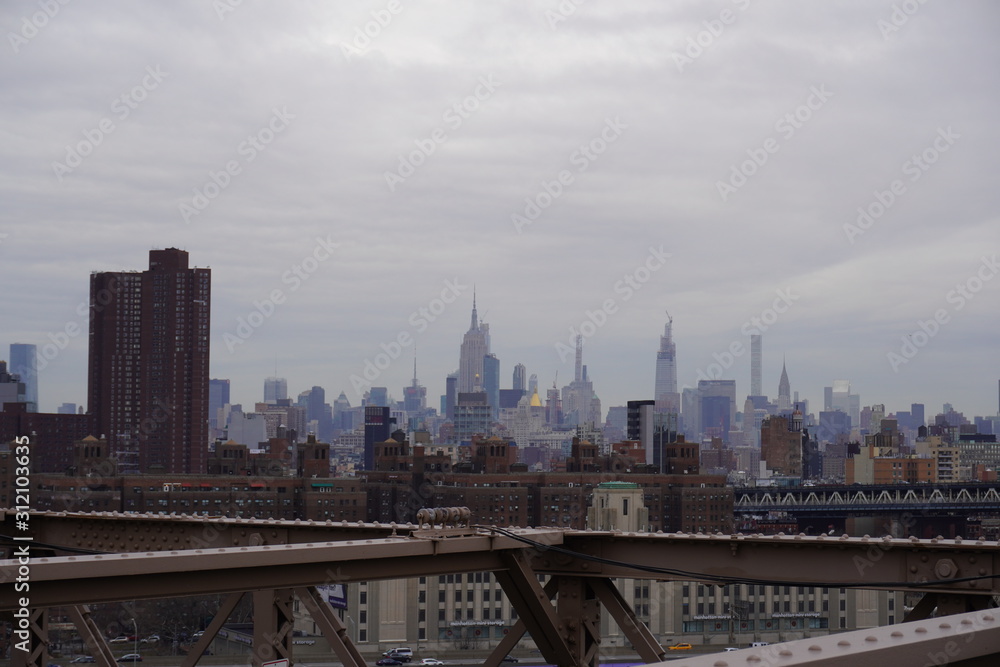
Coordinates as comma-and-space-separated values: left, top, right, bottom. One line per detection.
864, 636, 877, 643
837, 640, 851, 647
891, 631, 904, 637
938, 623, 952, 630
808, 645, 821, 652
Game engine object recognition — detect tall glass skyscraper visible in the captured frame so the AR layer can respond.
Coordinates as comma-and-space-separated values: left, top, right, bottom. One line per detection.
9, 343, 38, 412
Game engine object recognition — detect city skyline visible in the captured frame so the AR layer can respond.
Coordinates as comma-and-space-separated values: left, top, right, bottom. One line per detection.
1, 2, 998, 420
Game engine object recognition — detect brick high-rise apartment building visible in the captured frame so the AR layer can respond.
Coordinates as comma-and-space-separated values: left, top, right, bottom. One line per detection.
87, 248, 210, 473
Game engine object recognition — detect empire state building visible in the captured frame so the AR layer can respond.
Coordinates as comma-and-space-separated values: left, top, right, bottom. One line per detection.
458, 293, 490, 393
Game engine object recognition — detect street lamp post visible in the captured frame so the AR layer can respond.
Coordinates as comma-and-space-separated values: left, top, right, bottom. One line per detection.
131, 617, 138, 661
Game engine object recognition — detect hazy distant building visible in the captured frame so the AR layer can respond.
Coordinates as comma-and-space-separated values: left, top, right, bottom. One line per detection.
8, 344, 38, 412
402, 359, 427, 414
264, 376, 287, 404
88, 248, 210, 474
513, 363, 526, 392
58, 403, 78, 415
458, 294, 489, 393
825, 380, 860, 430
697, 380, 736, 442
777, 360, 791, 412
654, 314, 679, 412
0, 361, 27, 410
444, 372, 458, 420
454, 391, 492, 443
483, 353, 500, 419
368, 386, 389, 408
749, 334, 762, 397
363, 405, 392, 470
209, 378, 230, 434
817, 410, 852, 444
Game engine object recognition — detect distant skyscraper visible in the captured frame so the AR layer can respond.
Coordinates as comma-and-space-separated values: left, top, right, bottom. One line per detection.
58, 402, 78, 415
654, 313, 678, 403
528, 373, 538, 397
445, 372, 458, 420
777, 360, 791, 411
453, 391, 492, 442
369, 387, 389, 407
513, 363, 526, 392
363, 405, 392, 470
88, 248, 210, 473
562, 337, 602, 427
403, 357, 427, 414
483, 353, 500, 419
209, 378, 230, 434
264, 377, 287, 404
458, 292, 490, 392
697, 380, 737, 442
825, 380, 859, 428
749, 334, 762, 398
333, 391, 352, 430
9, 344, 38, 412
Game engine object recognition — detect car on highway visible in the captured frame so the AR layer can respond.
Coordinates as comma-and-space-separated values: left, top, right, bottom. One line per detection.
418, 660, 443, 665
668, 642, 693, 650
70, 658, 96, 663
376, 660, 403, 666
109, 637, 130, 644
117, 655, 142, 663
723, 647, 739, 652
502, 657, 519, 663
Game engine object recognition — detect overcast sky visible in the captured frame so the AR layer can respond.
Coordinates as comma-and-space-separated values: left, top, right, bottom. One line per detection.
2, 1, 998, 422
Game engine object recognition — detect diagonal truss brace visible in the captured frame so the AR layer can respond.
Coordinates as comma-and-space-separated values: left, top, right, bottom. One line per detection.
66, 605, 118, 667
493, 550, 577, 667
10, 608, 48, 667
293, 586, 366, 667
484, 578, 560, 667
180, 592, 246, 667
589, 578, 666, 663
